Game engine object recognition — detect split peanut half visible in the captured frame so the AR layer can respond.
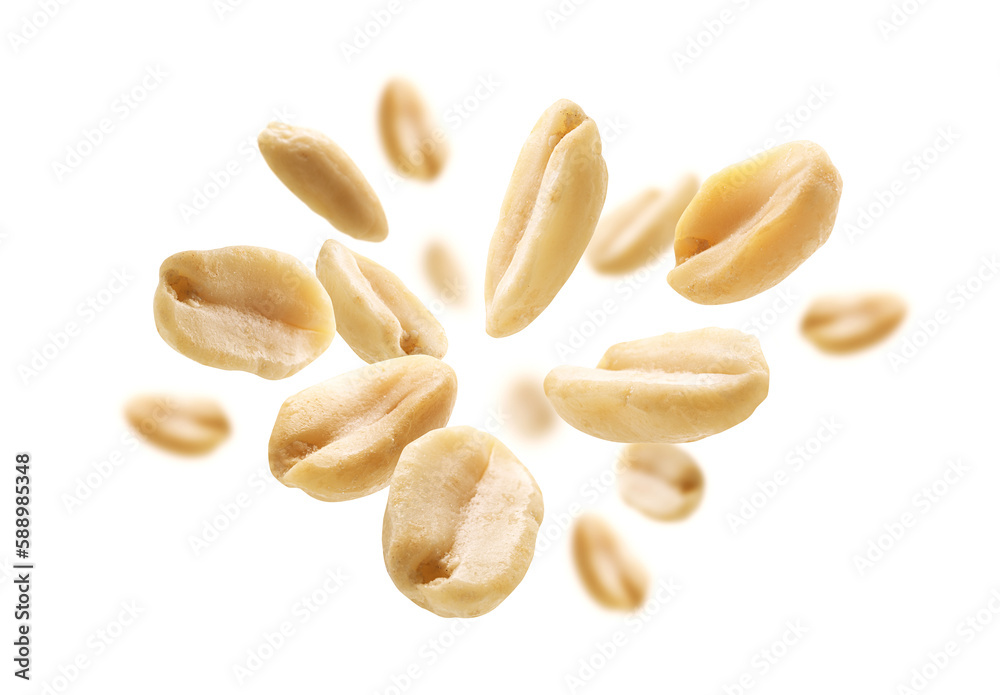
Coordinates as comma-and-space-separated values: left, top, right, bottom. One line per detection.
258, 122, 388, 241
316, 239, 447, 363
383, 426, 544, 618
500, 373, 557, 439
124, 394, 230, 455
268, 355, 457, 502
572, 513, 650, 611
617, 443, 704, 521
587, 173, 700, 275
668, 141, 843, 304
423, 239, 468, 306
544, 328, 769, 443
153, 246, 336, 380
801, 292, 907, 354
484, 99, 608, 337
378, 78, 448, 181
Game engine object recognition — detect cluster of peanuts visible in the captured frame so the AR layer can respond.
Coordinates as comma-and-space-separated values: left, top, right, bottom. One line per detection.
127, 80, 908, 618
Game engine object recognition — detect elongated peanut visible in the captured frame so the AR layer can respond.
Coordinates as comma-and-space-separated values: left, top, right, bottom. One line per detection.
378, 78, 448, 181
544, 328, 769, 443
268, 355, 457, 502
485, 99, 608, 337
383, 426, 544, 618
153, 246, 336, 380
572, 513, 649, 611
802, 292, 906, 353
587, 173, 700, 274
258, 122, 388, 241
423, 239, 467, 306
617, 444, 704, 521
124, 394, 230, 455
316, 239, 447, 363
668, 141, 843, 304
501, 373, 557, 439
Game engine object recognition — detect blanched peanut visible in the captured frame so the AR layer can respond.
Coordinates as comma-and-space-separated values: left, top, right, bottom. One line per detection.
124, 394, 230, 455
378, 78, 448, 181
153, 246, 336, 380
316, 239, 447, 363
617, 444, 704, 521
802, 292, 906, 354
268, 355, 457, 502
544, 328, 769, 443
258, 122, 388, 241
485, 99, 608, 337
500, 373, 557, 439
382, 426, 544, 618
423, 239, 467, 306
587, 173, 700, 274
572, 513, 649, 611
668, 141, 843, 304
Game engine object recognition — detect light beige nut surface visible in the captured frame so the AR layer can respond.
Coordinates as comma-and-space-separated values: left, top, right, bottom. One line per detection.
802, 292, 907, 354
544, 328, 769, 443
383, 426, 544, 618
423, 239, 467, 306
500, 373, 557, 439
587, 173, 700, 275
668, 141, 843, 304
258, 122, 388, 241
617, 444, 704, 521
378, 78, 448, 181
153, 246, 336, 380
572, 513, 649, 611
124, 394, 230, 455
268, 355, 457, 502
316, 239, 447, 363
485, 99, 608, 337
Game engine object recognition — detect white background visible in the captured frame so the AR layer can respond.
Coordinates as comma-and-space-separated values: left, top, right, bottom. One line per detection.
2, 0, 1000, 693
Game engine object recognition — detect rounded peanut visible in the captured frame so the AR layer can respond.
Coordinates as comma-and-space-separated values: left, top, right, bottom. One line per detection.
617, 443, 704, 521
802, 292, 907, 354
124, 394, 230, 455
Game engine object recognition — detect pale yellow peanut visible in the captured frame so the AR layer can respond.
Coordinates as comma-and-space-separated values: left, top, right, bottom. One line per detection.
668, 141, 843, 304
544, 328, 769, 443
268, 355, 457, 502
617, 443, 704, 521
423, 239, 467, 306
378, 78, 448, 181
587, 173, 700, 275
153, 246, 336, 380
124, 394, 230, 455
802, 292, 907, 354
258, 122, 388, 241
572, 513, 649, 611
383, 426, 543, 618
500, 373, 557, 439
485, 99, 608, 337
316, 239, 447, 363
